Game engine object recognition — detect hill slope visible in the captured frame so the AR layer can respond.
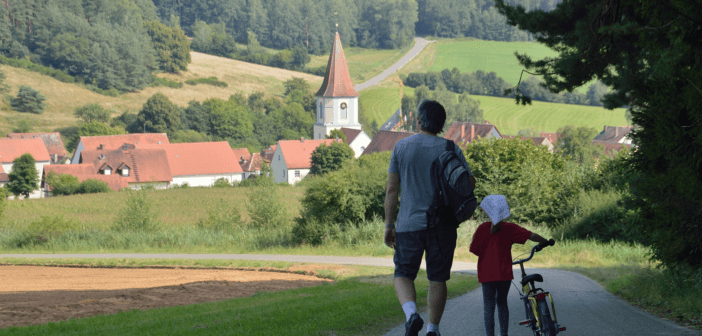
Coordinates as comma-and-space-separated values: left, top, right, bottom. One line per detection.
1, 52, 322, 135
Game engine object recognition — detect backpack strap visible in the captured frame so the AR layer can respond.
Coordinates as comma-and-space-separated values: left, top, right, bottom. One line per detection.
446, 139, 456, 152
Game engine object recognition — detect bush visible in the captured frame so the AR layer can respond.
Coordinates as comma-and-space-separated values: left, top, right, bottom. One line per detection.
247, 182, 289, 228
150, 76, 183, 88
112, 190, 161, 233
185, 76, 228, 87
0, 55, 75, 83
46, 172, 80, 196
212, 178, 231, 188
196, 199, 243, 234
17, 215, 80, 246
294, 152, 390, 244
78, 179, 111, 194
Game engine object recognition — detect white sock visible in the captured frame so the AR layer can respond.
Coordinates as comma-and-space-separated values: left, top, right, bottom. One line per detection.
402, 301, 417, 321
427, 323, 440, 334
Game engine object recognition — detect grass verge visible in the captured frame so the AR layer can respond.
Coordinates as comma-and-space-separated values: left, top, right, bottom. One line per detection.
0, 258, 479, 335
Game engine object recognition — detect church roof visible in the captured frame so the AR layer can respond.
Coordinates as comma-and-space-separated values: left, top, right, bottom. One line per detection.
316, 32, 359, 98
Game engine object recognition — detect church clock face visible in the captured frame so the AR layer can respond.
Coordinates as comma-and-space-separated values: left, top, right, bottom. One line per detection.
340, 102, 347, 109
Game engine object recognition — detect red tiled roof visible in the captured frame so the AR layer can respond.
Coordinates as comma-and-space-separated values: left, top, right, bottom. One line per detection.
261, 145, 277, 162
152, 142, 243, 176
443, 122, 500, 144
79, 133, 169, 151
8, 132, 67, 158
81, 148, 172, 183
0, 138, 51, 163
42, 164, 128, 192
593, 126, 633, 143
361, 130, 415, 155
232, 148, 251, 161
278, 138, 341, 169
340, 128, 362, 143
540, 132, 560, 145
315, 32, 359, 98
0, 172, 8, 182
240, 153, 263, 172
592, 140, 633, 157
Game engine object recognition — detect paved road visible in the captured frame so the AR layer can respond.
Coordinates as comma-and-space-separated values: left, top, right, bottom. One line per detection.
1, 254, 698, 336
354, 37, 434, 92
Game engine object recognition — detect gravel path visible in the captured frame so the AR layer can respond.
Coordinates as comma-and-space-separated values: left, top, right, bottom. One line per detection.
354, 37, 433, 92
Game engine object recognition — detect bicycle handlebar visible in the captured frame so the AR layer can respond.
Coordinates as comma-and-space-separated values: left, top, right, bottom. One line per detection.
512, 239, 555, 265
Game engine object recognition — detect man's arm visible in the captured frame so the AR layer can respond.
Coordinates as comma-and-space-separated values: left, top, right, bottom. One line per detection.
383, 172, 400, 248
529, 232, 549, 247
385, 172, 400, 227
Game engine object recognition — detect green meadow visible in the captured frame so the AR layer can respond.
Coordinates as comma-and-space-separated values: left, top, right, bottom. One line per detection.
360, 85, 629, 135
308, 43, 414, 83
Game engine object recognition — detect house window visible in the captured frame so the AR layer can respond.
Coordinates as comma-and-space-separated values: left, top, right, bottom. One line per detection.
104, 168, 111, 175
122, 168, 129, 177
283, 170, 286, 177
318, 101, 322, 120
295, 170, 300, 177
278, 155, 280, 161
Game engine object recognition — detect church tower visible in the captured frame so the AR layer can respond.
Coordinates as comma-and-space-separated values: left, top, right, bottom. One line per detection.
313, 31, 361, 140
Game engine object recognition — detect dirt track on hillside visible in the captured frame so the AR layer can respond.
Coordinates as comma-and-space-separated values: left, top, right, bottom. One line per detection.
0, 265, 331, 328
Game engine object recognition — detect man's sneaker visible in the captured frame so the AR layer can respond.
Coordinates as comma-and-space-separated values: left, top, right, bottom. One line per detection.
405, 313, 423, 336
426, 332, 439, 336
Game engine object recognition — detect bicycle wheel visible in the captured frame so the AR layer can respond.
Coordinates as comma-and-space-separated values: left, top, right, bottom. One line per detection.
537, 299, 557, 336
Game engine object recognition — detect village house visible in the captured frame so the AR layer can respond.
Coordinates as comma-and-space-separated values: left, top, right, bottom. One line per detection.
80, 144, 173, 189
260, 145, 277, 164
339, 127, 372, 158
42, 164, 128, 196
361, 130, 415, 156
502, 135, 555, 153
0, 138, 51, 199
7, 132, 68, 164
240, 153, 263, 179
443, 122, 502, 144
71, 133, 169, 164
157, 142, 244, 187
592, 140, 634, 158
593, 125, 634, 145
540, 132, 560, 147
272, 138, 341, 185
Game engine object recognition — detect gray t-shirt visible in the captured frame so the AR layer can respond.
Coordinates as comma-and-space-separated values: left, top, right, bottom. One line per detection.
388, 134, 473, 233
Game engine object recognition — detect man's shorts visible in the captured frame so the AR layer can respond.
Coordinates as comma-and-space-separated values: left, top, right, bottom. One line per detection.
393, 223, 457, 282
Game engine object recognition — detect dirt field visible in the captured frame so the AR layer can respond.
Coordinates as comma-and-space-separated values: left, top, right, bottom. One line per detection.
0, 265, 332, 329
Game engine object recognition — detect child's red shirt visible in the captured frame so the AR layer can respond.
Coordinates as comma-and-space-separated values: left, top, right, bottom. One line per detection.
469, 222, 532, 283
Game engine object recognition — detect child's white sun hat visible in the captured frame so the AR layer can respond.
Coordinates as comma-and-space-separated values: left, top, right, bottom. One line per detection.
479, 195, 511, 225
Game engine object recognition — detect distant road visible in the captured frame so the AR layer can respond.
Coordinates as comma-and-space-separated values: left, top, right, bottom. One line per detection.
2, 253, 697, 335
354, 37, 434, 92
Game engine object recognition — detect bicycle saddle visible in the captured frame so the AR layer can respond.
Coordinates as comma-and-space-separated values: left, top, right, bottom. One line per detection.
521, 274, 543, 286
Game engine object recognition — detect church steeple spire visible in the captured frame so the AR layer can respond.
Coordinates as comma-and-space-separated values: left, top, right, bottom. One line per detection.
315, 32, 359, 98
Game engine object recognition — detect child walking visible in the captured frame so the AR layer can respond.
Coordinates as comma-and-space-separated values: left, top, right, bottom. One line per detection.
469, 195, 551, 336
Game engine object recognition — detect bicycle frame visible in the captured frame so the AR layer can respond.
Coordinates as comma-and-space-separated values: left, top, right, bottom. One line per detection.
513, 243, 564, 335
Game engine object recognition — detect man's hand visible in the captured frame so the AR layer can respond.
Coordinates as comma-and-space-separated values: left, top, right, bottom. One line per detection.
384, 228, 396, 249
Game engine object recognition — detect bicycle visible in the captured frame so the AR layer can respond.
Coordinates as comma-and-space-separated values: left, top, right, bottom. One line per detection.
511, 239, 566, 336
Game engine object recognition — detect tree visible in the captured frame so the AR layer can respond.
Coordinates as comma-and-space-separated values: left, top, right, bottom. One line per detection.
555, 125, 605, 165
11, 86, 46, 114
78, 179, 111, 194
494, 0, 702, 269
205, 98, 253, 141
13, 120, 33, 133
327, 129, 347, 143
7, 153, 39, 199
283, 78, 311, 95
136, 93, 182, 137
144, 20, 191, 73
585, 81, 609, 107
309, 141, 355, 175
74, 104, 111, 123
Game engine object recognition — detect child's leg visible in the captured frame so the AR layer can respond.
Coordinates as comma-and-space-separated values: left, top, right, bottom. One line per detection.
482, 282, 498, 336
495, 281, 511, 336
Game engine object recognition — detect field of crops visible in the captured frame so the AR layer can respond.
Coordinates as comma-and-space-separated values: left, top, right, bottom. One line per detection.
360, 86, 629, 135
308, 43, 413, 84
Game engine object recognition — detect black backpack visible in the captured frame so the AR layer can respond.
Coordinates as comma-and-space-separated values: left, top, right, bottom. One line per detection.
426, 140, 477, 229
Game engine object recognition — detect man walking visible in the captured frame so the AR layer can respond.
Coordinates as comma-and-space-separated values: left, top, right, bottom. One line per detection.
384, 100, 474, 336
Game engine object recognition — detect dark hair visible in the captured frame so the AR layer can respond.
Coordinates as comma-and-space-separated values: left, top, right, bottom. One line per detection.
416, 100, 446, 134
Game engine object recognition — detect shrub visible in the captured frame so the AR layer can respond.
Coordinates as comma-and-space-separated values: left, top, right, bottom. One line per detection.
0, 187, 5, 221
213, 177, 231, 188
196, 199, 243, 234
0, 55, 75, 83
11, 86, 46, 114
112, 190, 161, 233
185, 76, 228, 87
247, 182, 289, 228
150, 76, 183, 88
46, 172, 80, 196
78, 179, 111, 194
18, 215, 80, 246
